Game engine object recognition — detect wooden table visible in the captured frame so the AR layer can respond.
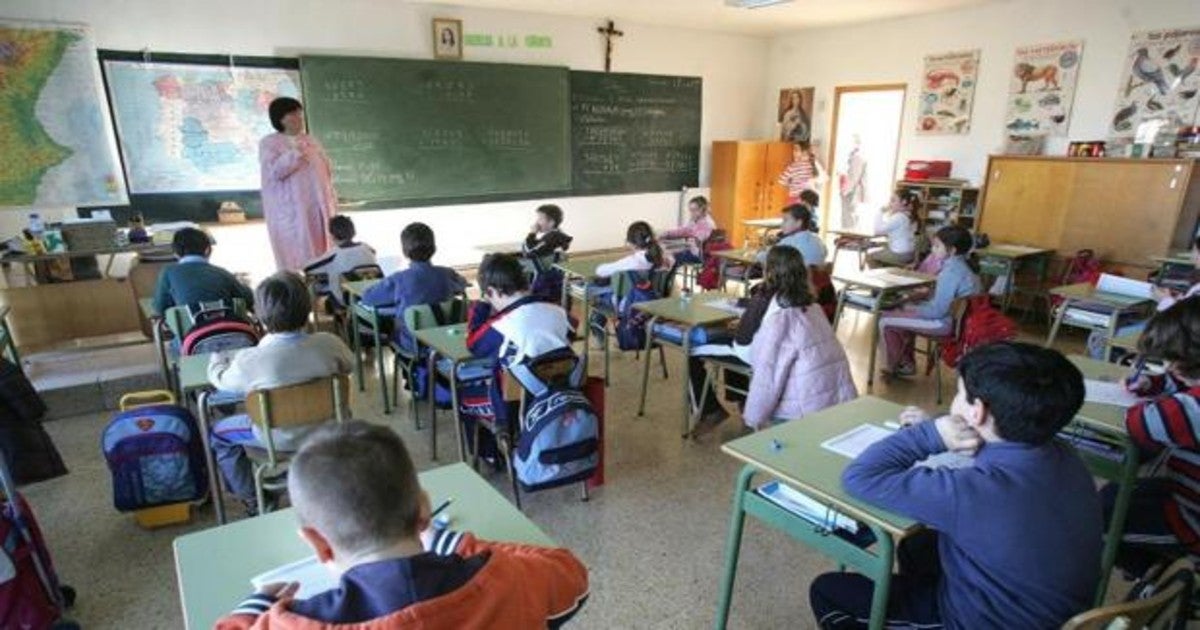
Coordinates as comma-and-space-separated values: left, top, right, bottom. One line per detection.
634, 292, 739, 436
828, 229, 886, 271
412, 323, 487, 462
1046, 283, 1155, 361
554, 253, 626, 364
174, 463, 555, 630
712, 248, 760, 294
831, 268, 936, 390
975, 243, 1054, 312
716, 396, 920, 630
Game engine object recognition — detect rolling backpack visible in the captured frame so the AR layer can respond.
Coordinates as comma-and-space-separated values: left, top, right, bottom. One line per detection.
180, 300, 259, 356
101, 392, 208, 512
509, 352, 600, 491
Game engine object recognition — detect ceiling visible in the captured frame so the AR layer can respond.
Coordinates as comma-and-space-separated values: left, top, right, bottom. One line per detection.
412, 0, 1004, 36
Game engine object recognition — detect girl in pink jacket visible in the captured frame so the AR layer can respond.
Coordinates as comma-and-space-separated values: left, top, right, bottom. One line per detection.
661, 196, 717, 264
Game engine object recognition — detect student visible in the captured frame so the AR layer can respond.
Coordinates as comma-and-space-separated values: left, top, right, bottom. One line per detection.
1151, 235, 1200, 311
1105, 297, 1200, 576
302, 215, 378, 308
522, 203, 574, 261
866, 191, 919, 268
756, 204, 826, 267
360, 222, 467, 353
152, 227, 253, 314
216, 421, 589, 628
777, 141, 825, 203
798, 189, 821, 232
661, 196, 717, 265
595, 221, 674, 279
879, 225, 981, 378
811, 342, 1102, 629
207, 272, 353, 512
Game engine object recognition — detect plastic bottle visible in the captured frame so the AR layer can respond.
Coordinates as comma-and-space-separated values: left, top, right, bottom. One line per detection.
28, 212, 44, 239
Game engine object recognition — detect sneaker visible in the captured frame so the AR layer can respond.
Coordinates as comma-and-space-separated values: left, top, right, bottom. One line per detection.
882, 364, 916, 379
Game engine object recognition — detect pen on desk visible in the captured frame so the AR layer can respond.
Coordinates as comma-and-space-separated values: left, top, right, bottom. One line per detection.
431, 498, 453, 518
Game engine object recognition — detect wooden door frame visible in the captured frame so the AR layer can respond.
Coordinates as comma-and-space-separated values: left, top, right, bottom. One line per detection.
823, 83, 908, 234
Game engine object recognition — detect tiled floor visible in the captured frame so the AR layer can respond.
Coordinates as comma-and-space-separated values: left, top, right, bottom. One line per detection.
25, 305, 1107, 629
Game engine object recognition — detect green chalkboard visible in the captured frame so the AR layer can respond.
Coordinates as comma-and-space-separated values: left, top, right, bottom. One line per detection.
570, 71, 702, 196
300, 56, 570, 204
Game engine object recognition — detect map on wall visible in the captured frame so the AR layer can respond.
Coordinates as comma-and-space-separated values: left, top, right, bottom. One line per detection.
0, 20, 127, 208
103, 60, 302, 193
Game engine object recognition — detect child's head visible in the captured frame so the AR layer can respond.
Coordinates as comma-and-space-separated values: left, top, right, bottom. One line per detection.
781, 203, 816, 234
763, 246, 814, 308
891, 190, 921, 218
625, 221, 664, 267
792, 141, 812, 161
172, 227, 212, 259
477, 253, 529, 307
255, 271, 312, 333
290, 422, 427, 565
328, 216, 356, 244
932, 225, 972, 259
798, 189, 819, 209
688, 196, 709, 221
953, 342, 1084, 445
1140, 297, 1200, 382
535, 204, 563, 232
400, 222, 436, 263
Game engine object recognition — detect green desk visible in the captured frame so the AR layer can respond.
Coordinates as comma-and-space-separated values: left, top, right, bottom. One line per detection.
634, 292, 739, 436
975, 243, 1054, 313
831, 268, 936, 390
174, 463, 555, 630
475, 241, 525, 255
716, 396, 921, 630
1046, 283, 1154, 362
1110, 330, 1143, 355
713, 248, 759, 294
1150, 253, 1194, 293
343, 278, 383, 406
412, 323, 483, 462
554, 253, 625, 364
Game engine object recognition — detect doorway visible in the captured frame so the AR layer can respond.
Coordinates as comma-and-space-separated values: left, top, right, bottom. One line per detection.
826, 84, 907, 233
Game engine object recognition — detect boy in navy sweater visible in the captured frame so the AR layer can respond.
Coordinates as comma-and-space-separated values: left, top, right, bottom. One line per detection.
152, 227, 253, 314
810, 342, 1102, 629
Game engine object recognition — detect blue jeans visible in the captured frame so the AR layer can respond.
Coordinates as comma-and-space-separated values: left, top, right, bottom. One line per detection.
210, 415, 261, 502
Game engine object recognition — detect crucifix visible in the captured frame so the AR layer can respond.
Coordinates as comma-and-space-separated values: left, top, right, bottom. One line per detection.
597, 19, 623, 73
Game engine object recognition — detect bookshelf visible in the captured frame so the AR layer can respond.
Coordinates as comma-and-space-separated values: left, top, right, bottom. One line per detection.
894, 179, 981, 234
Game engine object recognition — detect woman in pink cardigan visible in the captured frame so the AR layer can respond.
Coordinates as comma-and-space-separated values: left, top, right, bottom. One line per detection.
742, 247, 858, 429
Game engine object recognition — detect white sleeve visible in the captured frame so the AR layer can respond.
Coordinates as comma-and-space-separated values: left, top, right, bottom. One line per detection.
596, 253, 644, 278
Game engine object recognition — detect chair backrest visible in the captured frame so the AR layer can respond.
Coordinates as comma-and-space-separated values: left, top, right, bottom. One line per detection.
245, 374, 351, 464
1062, 558, 1194, 630
164, 297, 251, 340
506, 348, 583, 402
949, 295, 973, 341
402, 294, 468, 334
341, 264, 384, 283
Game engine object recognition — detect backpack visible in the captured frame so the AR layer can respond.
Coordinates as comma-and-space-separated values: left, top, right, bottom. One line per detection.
509, 355, 599, 491
697, 239, 734, 291
180, 301, 259, 356
0, 482, 72, 629
612, 272, 661, 351
101, 402, 208, 511
938, 295, 1019, 368
1049, 249, 1102, 310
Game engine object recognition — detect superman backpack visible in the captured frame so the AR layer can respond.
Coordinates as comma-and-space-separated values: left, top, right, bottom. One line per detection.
101, 395, 208, 512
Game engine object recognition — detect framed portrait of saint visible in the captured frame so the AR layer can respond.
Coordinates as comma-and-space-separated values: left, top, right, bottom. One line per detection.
433, 18, 463, 60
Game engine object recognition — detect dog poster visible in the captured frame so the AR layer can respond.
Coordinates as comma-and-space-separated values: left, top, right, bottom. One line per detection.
777, 87, 814, 142
916, 50, 979, 135
1004, 40, 1083, 137
1110, 28, 1200, 138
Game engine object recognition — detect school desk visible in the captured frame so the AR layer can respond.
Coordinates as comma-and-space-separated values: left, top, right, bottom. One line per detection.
633, 291, 739, 436
1150, 253, 1194, 292
975, 243, 1054, 313
554, 253, 626, 363
712, 248, 760, 294
830, 268, 936, 390
716, 396, 920, 630
412, 322, 482, 462
181, 348, 246, 525
1046, 283, 1155, 362
475, 241, 526, 255
827, 229, 886, 272
1110, 329, 1143, 355
1066, 354, 1142, 606
342, 278, 383, 398
173, 462, 555, 630
741, 218, 782, 247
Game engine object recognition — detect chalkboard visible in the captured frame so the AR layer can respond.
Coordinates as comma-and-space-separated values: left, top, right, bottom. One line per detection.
300, 56, 571, 205
570, 71, 702, 196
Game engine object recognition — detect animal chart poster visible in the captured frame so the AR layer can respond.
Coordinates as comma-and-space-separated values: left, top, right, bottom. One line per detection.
1004, 40, 1083, 137
1110, 28, 1200, 138
917, 50, 979, 135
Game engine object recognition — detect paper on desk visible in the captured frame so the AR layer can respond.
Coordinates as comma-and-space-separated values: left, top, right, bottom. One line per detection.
250, 555, 338, 599
1084, 379, 1140, 408
705, 298, 746, 316
821, 423, 976, 469
1096, 274, 1153, 299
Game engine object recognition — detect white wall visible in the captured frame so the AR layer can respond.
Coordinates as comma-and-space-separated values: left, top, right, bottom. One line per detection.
1, 0, 767, 272
763, 0, 1200, 187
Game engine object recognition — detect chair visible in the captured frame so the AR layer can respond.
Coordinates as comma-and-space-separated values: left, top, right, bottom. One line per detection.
339, 264, 385, 342
913, 295, 972, 405
392, 295, 468, 427
1062, 557, 1194, 630
692, 356, 752, 435
302, 270, 332, 332
589, 269, 672, 386
163, 299, 255, 398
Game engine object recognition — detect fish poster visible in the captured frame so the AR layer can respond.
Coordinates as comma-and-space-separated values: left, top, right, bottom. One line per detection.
917, 50, 979, 135
1004, 40, 1083, 137
1110, 28, 1200, 138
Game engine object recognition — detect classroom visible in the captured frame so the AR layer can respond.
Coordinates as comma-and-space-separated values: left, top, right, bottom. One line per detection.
2, 0, 1200, 628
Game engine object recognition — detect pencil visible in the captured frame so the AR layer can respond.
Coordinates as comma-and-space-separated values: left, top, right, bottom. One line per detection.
431, 498, 453, 517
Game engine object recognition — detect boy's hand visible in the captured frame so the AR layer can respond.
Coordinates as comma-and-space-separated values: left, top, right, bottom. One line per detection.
1125, 373, 1151, 393
898, 406, 930, 426
257, 582, 299, 600
934, 415, 982, 455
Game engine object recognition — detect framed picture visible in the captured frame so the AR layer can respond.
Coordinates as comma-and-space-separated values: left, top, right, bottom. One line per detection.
433, 18, 463, 60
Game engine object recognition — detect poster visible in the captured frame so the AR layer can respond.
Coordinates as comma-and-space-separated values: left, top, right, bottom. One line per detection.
1004, 40, 1083, 137
916, 50, 979, 135
1110, 28, 1200, 138
777, 87, 814, 142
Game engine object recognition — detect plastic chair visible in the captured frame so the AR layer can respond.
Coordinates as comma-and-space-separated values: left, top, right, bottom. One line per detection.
913, 295, 972, 405
339, 264, 385, 342
1062, 557, 1194, 630
589, 269, 672, 386
392, 295, 468, 428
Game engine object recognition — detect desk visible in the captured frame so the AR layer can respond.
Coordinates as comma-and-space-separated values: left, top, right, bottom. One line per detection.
174, 463, 555, 630
975, 244, 1054, 313
1110, 330, 1143, 355
140, 297, 172, 390
413, 323, 481, 462
634, 292, 739, 436
712, 248, 760, 294
716, 396, 920, 630
343, 278, 382, 402
554, 254, 625, 364
828, 229, 886, 271
475, 242, 525, 255
1150, 253, 1194, 292
1046, 283, 1154, 361
831, 268, 936, 390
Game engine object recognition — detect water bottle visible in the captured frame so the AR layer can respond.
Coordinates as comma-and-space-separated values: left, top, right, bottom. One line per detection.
28, 212, 44, 239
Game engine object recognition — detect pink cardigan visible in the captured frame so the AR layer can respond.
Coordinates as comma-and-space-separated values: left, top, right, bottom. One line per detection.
743, 303, 858, 429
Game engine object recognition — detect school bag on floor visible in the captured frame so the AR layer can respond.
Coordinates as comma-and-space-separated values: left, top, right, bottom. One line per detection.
598, 271, 660, 351
180, 300, 259, 356
101, 392, 208, 511
509, 353, 600, 491
937, 295, 1018, 369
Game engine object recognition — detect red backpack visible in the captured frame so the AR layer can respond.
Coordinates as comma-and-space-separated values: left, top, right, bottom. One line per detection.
938, 295, 1019, 368
1050, 249, 1102, 309
179, 301, 259, 356
697, 239, 734, 291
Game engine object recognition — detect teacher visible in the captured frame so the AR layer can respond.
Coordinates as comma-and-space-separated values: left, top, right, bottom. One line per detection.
259, 97, 338, 271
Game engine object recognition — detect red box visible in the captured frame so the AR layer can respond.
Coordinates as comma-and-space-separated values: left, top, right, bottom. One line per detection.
904, 160, 952, 181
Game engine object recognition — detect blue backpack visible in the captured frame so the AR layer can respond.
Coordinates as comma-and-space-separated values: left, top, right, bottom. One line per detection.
101, 403, 208, 511
613, 272, 660, 351
509, 353, 599, 491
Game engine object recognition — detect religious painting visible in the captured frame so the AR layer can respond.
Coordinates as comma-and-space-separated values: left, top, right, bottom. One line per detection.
777, 87, 814, 142
433, 18, 463, 60
1004, 40, 1084, 137
916, 50, 979, 135
1109, 28, 1200, 138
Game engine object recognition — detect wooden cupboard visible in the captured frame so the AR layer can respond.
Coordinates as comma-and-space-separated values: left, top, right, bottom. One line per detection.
978, 156, 1200, 267
710, 141, 794, 247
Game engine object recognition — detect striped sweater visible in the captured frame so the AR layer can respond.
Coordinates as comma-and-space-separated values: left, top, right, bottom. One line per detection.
1127, 374, 1200, 553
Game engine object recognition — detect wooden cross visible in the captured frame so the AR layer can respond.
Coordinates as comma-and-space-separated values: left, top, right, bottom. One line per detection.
597, 19, 623, 73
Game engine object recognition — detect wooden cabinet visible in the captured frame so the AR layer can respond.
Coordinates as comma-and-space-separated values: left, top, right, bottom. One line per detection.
978, 156, 1200, 267
710, 141, 794, 247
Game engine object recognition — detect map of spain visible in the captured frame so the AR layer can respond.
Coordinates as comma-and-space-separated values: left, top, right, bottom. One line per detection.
0, 21, 127, 208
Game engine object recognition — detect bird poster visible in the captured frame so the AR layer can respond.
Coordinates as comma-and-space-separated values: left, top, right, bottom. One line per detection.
1004, 40, 1083, 137
1110, 28, 1200, 138
917, 50, 979, 135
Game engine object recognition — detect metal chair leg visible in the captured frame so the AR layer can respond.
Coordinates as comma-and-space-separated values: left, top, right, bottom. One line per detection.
658, 345, 668, 379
